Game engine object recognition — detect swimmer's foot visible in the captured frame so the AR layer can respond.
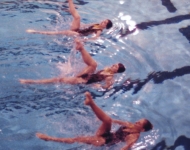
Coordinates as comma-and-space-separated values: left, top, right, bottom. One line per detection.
19, 79, 35, 84
84, 92, 93, 105
36, 133, 52, 141
26, 29, 37, 34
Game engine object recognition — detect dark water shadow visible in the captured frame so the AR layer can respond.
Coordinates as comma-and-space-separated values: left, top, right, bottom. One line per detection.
121, 65, 190, 95
168, 135, 190, 150
179, 26, 190, 43
136, 14, 190, 30
120, 14, 190, 37
75, 0, 88, 5
151, 140, 167, 150
151, 135, 190, 150
161, 0, 177, 13
62, 0, 88, 6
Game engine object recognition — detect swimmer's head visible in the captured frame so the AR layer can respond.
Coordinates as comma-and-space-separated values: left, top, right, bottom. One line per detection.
106, 19, 113, 29
143, 119, 153, 132
117, 63, 125, 73
109, 63, 125, 74
100, 19, 113, 29
135, 119, 153, 132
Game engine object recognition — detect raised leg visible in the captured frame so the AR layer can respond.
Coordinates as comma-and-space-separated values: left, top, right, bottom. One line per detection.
68, 0, 81, 31
75, 39, 97, 76
84, 92, 112, 136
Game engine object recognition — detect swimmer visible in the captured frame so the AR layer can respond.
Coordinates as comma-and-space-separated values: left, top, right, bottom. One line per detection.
36, 92, 153, 150
19, 39, 125, 89
27, 0, 113, 41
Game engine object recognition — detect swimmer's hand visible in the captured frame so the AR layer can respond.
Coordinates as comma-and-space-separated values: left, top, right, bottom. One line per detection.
26, 29, 37, 34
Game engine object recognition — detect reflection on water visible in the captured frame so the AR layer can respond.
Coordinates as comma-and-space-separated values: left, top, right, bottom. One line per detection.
152, 135, 190, 150
122, 65, 190, 94
120, 14, 190, 39
179, 26, 190, 43
161, 0, 177, 12
136, 14, 190, 30
94, 65, 190, 98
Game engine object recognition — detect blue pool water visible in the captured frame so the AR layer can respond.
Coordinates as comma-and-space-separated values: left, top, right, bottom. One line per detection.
0, 0, 190, 150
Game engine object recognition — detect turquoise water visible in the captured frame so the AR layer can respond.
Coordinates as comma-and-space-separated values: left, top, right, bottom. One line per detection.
0, 0, 190, 150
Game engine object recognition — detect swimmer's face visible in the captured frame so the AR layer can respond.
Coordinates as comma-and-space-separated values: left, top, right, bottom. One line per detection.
134, 119, 147, 131
100, 19, 109, 28
110, 64, 119, 73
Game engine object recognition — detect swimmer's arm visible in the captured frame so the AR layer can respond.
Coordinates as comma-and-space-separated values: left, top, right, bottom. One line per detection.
112, 119, 133, 126
80, 23, 94, 28
101, 76, 113, 89
92, 83, 102, 88
26, 29, 79, 36
122, 134, 139, 150
93, 30, 102, 39
92, 82, 110, 89
83, 30, 102, 41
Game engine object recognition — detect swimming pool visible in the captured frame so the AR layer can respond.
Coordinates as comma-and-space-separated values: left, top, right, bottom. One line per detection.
0, 0, 190, 149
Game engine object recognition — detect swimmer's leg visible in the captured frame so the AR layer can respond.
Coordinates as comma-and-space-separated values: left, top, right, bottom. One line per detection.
75, 40, 97, 76
19, 77, 85, 84
84, 92, 112, 136
26, 29, 79, 36
68, 0, 81, 31
19, 78, 60, 84
36, 133, 105, 146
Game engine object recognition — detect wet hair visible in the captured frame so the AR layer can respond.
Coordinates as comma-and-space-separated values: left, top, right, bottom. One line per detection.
117, 63, 126, 73
143, 119, 153, 132
106, 19, 113, 29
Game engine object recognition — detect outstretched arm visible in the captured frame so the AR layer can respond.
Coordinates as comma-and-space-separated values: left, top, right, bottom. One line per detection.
26, 29, 79, 36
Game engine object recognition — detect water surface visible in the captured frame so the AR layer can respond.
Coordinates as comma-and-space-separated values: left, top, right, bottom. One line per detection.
0, 0, 190, 150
